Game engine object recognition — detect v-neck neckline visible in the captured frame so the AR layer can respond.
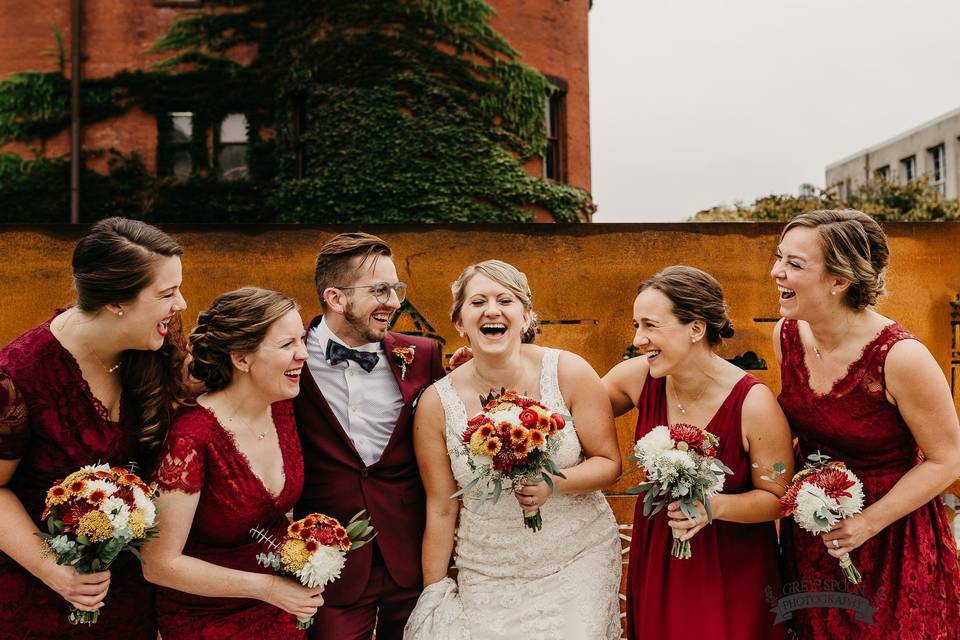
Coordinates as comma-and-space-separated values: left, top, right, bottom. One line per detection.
798, 321, 895, 398
197, 403, 288, 502
45, 319, 123, 426
662, 373, 751, 434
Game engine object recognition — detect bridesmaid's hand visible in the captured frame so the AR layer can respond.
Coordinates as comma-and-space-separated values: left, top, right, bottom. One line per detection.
666, 499, 713, 542
514, 478, 551, 512
261, 575, 325, 618
40, 562, 110, 611
821, 513, 878, 558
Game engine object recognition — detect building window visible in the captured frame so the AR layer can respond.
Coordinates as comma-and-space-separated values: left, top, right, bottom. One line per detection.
164, 111, 196, 178
217, 113, 249, 180
875, 165, 890, 180
543, 89, 565, 182
900, 155, 916, 183
928, 144, 946, 195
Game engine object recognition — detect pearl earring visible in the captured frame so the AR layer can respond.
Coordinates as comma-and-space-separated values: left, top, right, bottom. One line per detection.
831, 291, 836, 296
458, 330, 464, 338
117, 310, 124, 317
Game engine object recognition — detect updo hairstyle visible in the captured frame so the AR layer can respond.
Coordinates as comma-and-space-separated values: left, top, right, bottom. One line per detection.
450, 260, 539, 344
189, 287, 298, 391
637, 265, 735, 346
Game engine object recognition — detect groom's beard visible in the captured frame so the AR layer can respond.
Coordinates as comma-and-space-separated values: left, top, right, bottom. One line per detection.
343, 299, 392, 344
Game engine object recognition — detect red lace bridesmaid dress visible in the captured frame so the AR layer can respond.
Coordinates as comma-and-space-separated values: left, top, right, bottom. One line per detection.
778, 319, 960, 639
152, 400, 306, 639
626, 374, 785, 640
0, 319, 157, 639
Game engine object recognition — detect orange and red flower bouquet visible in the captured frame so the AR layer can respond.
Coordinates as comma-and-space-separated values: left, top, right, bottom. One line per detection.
451, 389, 568, 532
37, 463, 159, 625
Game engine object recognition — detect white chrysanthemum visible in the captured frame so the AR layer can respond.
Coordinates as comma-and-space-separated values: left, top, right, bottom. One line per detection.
836, 469, 865, 515
660, 449, 697, 472
101, 497, 131, 531
793, 484, 841, 534
635, 426, 674, 462
294, 545, 347, 588
488, 405, 522, 426
703, 461, 727, 495
79, 463, 112, 474
49, 535, 76, 555
85, 479, 117, 498
131, 485, 157, 527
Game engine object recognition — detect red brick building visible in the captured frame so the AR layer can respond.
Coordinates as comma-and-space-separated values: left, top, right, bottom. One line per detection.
0, 1, 592, 221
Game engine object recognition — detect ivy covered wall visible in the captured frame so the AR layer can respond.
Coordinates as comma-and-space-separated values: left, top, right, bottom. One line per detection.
0, 1, 593, 223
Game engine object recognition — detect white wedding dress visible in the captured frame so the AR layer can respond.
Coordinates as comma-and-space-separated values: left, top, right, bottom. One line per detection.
404, 348, 622, 640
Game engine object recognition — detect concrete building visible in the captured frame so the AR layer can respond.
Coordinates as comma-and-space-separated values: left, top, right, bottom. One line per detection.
0, 0, 592, 220
825, 106, 960, 200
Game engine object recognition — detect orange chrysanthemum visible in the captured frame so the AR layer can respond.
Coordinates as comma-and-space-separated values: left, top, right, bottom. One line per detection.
528, 430, 546, 448
483, 437, 503, 456
509, 426, 529, 444
86, 489, 108, 505
67, 480, 87, 495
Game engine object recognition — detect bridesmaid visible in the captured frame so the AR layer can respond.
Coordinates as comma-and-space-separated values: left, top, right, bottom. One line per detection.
0, 217, 187, 638
603, 265, 794, 640
771, 209, 960, 638
143, 287, 323, 639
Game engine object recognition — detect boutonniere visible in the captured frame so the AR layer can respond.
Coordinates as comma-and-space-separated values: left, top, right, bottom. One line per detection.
392, 345, 416, 381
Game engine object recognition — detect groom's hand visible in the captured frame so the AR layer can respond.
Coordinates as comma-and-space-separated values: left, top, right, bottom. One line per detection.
448, 347, 473, 370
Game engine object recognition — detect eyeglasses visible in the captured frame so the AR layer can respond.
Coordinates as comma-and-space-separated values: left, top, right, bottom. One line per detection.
334, 281, 408, 304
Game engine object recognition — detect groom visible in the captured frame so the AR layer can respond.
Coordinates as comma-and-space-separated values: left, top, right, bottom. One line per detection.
294, 232, 445, 640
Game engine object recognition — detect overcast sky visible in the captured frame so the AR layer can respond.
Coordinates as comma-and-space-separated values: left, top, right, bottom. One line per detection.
588, 0, 960, 222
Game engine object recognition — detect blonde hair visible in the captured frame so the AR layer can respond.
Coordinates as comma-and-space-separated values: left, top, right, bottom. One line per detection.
189, 287, 299, 390
781, 210, 888, 310
450, 260, 539, 343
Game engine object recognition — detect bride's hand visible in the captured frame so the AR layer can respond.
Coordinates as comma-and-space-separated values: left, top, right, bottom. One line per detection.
515, 479, 551, 511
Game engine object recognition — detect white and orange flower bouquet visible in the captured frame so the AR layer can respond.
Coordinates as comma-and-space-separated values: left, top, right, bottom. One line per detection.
451, 389, 568, 532
37, 463, 159, 625
254, 511, 375, 629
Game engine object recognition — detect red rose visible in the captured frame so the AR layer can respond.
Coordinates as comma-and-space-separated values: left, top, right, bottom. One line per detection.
519, 409, 538, 428
550, 413, 565, 431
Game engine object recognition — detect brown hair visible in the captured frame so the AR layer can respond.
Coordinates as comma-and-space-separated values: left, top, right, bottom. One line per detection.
638, 265, 734, 346
313, 233, 392, 310
780, 209, 888, 310
189, 287, 299, 391
450, 260, 538, 344
72, 217, 186, 451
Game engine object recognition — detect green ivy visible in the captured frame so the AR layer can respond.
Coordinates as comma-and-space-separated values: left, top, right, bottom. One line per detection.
0, 0, 591, 223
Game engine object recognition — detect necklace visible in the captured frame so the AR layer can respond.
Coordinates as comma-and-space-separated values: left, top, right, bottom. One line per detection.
85, 343, 121, 374
811, 322, 855, 360
226, 399, 271, 441
670, 377, 709, 416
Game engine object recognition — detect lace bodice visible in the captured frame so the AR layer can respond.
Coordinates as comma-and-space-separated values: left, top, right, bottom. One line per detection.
406, 348, 621, 640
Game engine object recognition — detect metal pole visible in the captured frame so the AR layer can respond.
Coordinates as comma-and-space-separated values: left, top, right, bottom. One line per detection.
70, 0, 82, 224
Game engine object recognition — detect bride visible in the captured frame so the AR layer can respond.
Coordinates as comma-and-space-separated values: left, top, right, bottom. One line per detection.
404, 260, 622, 640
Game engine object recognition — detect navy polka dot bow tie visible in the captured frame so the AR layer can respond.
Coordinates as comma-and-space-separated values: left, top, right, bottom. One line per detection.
326, 340, 380, 373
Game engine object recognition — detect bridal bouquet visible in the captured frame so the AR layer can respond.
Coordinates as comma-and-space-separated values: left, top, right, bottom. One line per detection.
36, 463, 159, 625
779, 453, 865, 584
254, 511, 375, 629
626, 423, 731, 559
452, 389, 567, 532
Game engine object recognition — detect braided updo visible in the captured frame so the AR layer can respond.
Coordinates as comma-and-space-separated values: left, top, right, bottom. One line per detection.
189, 287, 298, 391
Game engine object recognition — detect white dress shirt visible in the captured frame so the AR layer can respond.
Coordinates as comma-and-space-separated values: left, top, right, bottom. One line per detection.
307, 317, 405, 466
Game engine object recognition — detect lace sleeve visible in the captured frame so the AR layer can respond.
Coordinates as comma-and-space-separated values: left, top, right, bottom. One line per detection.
0, 373, 29, 460
153, 427, 206, 494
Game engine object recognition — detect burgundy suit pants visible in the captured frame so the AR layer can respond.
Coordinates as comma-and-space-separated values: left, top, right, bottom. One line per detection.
307, 544, 421, 640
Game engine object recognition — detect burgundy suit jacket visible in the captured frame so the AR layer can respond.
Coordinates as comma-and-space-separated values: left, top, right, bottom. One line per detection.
294, 316, 445, 606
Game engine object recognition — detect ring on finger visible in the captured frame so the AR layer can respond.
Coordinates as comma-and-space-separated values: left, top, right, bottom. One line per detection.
832, 539, 840, 549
